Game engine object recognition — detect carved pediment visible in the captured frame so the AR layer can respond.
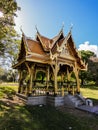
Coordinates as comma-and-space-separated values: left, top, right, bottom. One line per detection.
59, 44, 74, 60
60, 45, 69, 56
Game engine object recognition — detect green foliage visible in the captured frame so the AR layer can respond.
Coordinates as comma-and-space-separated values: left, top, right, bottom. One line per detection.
79, 50, 97, 85
0, 67, 5, 77
0, 86, 16, 98
36, 71, 46, 81
80, 50, 95, 62
0, 68, 18, 82
0, 0, 20, 57
0, 0, 21, 79
0, 67, 7, 82
0, 0, 20, 32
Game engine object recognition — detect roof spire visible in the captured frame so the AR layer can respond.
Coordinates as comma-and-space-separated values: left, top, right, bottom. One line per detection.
35, 25, 40, 34
70, 23, 73, 32
61, 21, 64, 31
20, 26, 25, 36
59, 22, 64, 36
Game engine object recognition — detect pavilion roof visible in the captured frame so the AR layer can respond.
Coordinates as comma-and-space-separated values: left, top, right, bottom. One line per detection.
14, 28, 86, 70
36, 33, 53, 51
26, 39, 46, 55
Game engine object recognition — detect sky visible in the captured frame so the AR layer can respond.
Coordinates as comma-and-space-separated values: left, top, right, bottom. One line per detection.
15, 0, 98, 56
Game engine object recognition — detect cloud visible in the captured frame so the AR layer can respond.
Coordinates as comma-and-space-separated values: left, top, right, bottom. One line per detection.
78, 41, 98, 57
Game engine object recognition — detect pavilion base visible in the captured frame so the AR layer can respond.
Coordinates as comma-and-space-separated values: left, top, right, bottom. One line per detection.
26, 95, 65, 107
17, 93, 84, 107
46, 96, 64, 107
27, 96, 47, 106
16, 93, 98, 115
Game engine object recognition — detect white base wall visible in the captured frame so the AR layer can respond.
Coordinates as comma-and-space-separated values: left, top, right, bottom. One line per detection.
26, 96, 64, 107
47, 96, 64, 107
27, 96, 46, 105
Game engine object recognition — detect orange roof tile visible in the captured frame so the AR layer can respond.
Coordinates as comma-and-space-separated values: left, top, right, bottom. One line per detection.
39, 35, 53, 49
36, 34, 53, 51
26, 39, 46, 55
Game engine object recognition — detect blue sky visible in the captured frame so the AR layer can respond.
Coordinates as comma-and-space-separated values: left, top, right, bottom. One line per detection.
15, 0, 98, 52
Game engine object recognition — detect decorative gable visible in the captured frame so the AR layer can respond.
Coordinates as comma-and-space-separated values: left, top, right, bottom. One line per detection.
18, 37, 26, 61
60, 44, 70, 56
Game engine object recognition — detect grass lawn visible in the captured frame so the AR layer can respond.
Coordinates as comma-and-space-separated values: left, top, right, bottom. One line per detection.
0, 83, 98, 130
81, 85, 98, 105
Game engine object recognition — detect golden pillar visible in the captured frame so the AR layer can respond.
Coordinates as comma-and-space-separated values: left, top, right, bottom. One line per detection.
74, 62, 80, 94
25, 62, 34, 95
67, 68, 71, 93
18, 69, 23, 93
46, 66, 50, 91
51, 58, 59, 95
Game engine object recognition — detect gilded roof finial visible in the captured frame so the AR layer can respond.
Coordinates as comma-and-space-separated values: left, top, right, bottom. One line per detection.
61, 21, 64, 31
35, 25, 40, 34
70, 23, 73, 32
59, 22, 64, 35
20, 26, 24, 36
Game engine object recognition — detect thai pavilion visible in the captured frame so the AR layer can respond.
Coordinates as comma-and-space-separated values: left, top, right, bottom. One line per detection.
13, 27, 87, 100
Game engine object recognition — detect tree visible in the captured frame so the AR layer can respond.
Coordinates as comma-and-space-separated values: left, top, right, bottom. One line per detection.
79, 50, 95, 85
88, 58, 98, 85
80, 50, 95, 62
0, 0, 21, 82
0, 0, 20, 56
36, 71, 46, 83
0, 0, 20, 64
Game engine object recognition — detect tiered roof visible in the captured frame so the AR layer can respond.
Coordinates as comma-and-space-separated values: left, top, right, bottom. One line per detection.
13, 28, 87, 70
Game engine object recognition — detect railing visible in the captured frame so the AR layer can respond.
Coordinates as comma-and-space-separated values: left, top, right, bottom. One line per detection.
22, 80, 77, 96
31, 87, 63, 96
31, 86, 77, 97
32, 87, 47, 96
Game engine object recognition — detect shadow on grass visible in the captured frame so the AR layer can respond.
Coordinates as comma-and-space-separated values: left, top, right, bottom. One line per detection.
0, 84, 98, 130
0, 100, 92, 130
24, 105, 95, 130
0, 100, 98, 130
0, 102, 34, 130
0, 86, 16, 99
0, 87, 98, 130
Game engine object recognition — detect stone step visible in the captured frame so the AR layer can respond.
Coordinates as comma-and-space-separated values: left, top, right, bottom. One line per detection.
76, 105, 98, 115
67, 95, 85, 107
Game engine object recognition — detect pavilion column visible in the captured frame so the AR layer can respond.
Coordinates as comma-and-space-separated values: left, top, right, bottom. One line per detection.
54, 62, 58, 95
67, 68, 72, 94
61, 74, 64, 96
29, 68, 33, 94
51, 59, 59, 95
18, 69, 23, 93
61, 74, 64, 86
25, 62, 34, 95
46, 66, 50, 91
73, 62, 80, 94
33, 67, 36, 87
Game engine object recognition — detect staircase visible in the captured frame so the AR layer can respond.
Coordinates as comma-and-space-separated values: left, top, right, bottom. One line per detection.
65, 94, 98, 115
65, 94, 85, 107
